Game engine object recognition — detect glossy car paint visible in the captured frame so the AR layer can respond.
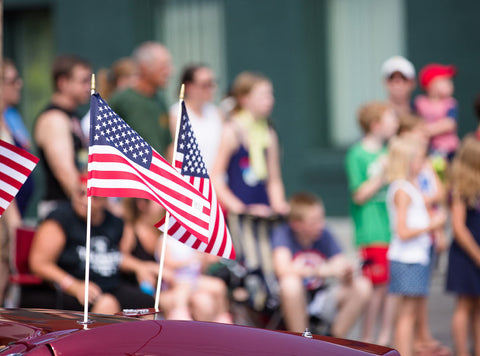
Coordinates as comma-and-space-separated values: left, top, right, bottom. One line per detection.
0, 309, 400, 355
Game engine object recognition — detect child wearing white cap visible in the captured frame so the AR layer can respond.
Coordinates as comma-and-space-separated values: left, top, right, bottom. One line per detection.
382, 56, 417, 118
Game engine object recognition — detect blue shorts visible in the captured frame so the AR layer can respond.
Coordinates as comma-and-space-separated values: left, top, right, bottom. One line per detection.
388, 260, 430, 296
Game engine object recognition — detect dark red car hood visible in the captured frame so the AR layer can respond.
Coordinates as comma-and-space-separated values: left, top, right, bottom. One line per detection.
0, 309, 399, 355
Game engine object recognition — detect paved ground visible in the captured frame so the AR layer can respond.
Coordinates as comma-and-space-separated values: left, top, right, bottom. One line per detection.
327, 217, 455, 350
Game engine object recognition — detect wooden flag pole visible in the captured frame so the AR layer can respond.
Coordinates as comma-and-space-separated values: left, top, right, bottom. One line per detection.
154, 84, 185, 312
81, 74, 96, 325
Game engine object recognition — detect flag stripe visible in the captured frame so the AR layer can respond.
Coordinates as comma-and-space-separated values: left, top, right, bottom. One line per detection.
88, 150, 211, 217
88, 94, 211, 244
88, 161, 210, 231
156, 101, 235, 259
0, 140, 39, 167
0, 189, 14, 204
0, 153, 36, 177
0, 171, 23, 190
0, 140, 38, 218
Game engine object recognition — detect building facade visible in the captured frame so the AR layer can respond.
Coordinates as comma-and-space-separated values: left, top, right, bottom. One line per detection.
5, 0, 480, 216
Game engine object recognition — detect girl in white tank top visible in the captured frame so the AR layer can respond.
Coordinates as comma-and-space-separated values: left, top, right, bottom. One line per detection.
384, 137, 446, 356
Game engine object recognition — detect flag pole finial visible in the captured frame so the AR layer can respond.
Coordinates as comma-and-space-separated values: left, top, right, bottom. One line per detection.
179, 83, 185, 100
91, 74, 96, 95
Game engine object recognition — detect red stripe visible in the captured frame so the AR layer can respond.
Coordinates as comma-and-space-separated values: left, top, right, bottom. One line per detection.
89, 154, 210, 242
168, 221, 182, 236
90, 179, 208, 243
0, 207, 4, 216
217, 223, 228, 257
0, 171, 23, 190
152, 151, 205, 197
154, 219, 163, 229
0, 140, 39, 164
90, 152, 204, 199
192, 238, 201, 250
228, 240, 236, 259
0, 189, 14, 203
204, 186, 217, 253
89, 167, 198, 216
88, 186, 155, 201
179, 230, 192, 244
89, 169, 209, 232
0, 154, 33, 177
89, 154, 212, 222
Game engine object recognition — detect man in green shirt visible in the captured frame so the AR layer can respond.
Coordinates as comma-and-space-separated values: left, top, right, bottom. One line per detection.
109, 42, 173, 157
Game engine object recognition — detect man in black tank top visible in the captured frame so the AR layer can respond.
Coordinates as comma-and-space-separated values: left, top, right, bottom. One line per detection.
34, 55, 91, 219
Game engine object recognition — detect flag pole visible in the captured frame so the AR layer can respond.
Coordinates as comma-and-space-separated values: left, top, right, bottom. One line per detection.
154, 84, 185, 312
82, 73, 96, 325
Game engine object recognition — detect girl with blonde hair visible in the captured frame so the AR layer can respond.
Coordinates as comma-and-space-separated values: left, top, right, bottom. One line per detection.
212, 71, 289, 217
385, 136, 446, 356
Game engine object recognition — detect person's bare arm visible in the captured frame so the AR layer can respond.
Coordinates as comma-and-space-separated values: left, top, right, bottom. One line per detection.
266, 129, 289, 216
29, 220, 102, 305
3, 199, 22, 242
352, 155, 386, 205
273, 246, 300, 278
425, 117, 457, 138
119, 224, 159, 286
34, 110, 80, 199
320, 254, 354, 283
451, 195, 480, 267
394, 188, 445, 240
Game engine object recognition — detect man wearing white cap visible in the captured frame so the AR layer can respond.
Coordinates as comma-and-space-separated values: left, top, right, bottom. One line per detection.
381, 56, 416, 117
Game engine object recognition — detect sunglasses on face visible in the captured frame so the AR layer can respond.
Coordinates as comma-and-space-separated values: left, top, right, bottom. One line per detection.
387, 72, 408, 82
193, 80, 216, 89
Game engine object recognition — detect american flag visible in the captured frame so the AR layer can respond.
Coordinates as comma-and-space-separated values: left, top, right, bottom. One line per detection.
0, 140, 38, 217
156, 102, 235, 259
87, 93, 211, 244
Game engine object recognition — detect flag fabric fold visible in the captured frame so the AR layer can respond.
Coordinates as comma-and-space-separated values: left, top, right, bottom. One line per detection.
87, 93, 211, 244
156, 101, 235, 260
0, 140, 38, 217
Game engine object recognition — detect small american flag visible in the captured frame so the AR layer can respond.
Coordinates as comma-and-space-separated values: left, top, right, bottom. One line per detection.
87, 93, 211, 244
157, 102, 235, 259
0, 140, 38, 217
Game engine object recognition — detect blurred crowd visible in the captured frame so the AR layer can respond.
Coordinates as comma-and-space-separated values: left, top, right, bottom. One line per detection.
2, 41, 480, 356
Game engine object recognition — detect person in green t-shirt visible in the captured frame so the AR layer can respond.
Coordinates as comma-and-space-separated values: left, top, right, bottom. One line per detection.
345, 101, 398, 346
109, 42, 173, 158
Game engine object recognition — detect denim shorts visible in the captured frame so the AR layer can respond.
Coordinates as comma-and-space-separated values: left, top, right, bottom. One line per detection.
388, 260, 430, 296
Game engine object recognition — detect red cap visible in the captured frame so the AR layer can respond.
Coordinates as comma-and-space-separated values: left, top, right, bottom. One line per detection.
419, 63, 457, 89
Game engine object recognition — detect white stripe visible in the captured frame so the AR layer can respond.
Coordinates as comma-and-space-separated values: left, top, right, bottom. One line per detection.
0, 181, 21, 197
159, 187, 234, 258
89, 176, 210, 237
0, 196, 10, 210
88, 161, 210, 227
151, 155, 210, 210
0, 146, 37, 170
0, 162, 27, 182
90, 146, 210, 211
88, 149, 211, 236
88, 152, 211, 215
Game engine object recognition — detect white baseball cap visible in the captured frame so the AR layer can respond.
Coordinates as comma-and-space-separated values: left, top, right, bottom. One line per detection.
381, 56, 416, 79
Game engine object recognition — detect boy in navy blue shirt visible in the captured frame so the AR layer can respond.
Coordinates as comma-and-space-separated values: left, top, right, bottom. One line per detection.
272, 192, 372, 337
